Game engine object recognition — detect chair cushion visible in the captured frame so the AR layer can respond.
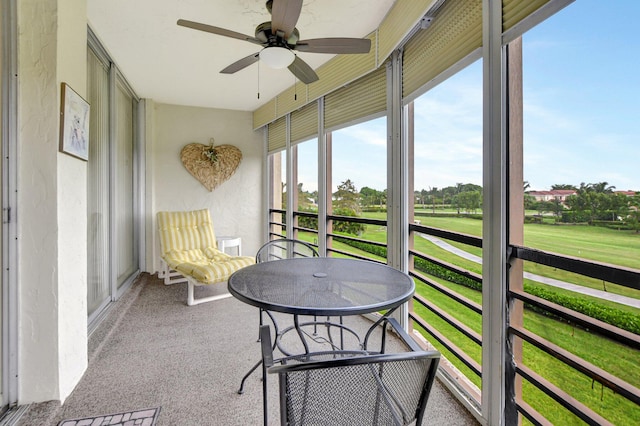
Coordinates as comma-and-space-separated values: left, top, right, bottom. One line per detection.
163, 248, 254, 284
157, 209, 217, 255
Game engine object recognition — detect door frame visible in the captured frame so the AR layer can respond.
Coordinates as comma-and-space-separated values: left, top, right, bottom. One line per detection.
1, 0, 19, 411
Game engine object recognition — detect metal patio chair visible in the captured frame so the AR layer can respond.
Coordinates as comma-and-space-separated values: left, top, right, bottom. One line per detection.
255, 238, 319, 263
255, 238, 320, 335
260, 320, 440, 426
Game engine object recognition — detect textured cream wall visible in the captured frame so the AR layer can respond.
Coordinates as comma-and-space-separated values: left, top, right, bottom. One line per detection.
55, 0, 88, 401
148, 102, 264, 272
18, 0, 88, 403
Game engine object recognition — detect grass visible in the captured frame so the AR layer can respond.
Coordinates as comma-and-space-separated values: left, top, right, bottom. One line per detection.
414, 214, 640, 270
410, 215, 640, 302
411, 274, 640, 425
295, 212, 640, 424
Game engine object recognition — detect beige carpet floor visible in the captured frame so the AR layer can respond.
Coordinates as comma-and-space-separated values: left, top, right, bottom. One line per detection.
18, 273, 478, 425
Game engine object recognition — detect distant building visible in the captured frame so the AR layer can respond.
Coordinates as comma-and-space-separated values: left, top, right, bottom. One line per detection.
527, 189, 577, 204
615, 190, 638, 197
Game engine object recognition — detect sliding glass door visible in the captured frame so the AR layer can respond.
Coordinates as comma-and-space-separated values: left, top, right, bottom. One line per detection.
114, 76, 138, 290
87, 47, 110, 317
87, 33, 140, 324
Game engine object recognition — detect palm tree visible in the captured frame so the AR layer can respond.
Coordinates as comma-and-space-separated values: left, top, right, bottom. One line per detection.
589, 181, 616, 194
551, 184, 577, 190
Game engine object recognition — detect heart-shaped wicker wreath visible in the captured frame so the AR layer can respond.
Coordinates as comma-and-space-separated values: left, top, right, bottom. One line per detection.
180, 143, 242, 191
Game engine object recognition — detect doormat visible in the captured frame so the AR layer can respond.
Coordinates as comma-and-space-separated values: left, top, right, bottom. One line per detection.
58, 406, 160, 426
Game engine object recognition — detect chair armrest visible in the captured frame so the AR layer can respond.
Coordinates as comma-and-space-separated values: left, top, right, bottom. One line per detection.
268, 350, 439, 375
259, 325, 274, 368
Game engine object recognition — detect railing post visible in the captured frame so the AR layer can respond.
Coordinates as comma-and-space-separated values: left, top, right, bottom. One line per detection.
286, 114, 294, 239
387, 49, 409, 326
317, 97, 330, 256
386, 50, 407, 273
506, 35, 524, 425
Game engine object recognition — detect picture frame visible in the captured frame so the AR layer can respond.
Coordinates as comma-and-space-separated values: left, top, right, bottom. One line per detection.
59, 82, 90, 161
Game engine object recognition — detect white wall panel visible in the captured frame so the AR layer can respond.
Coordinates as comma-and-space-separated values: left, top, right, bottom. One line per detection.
150, 103, 263, 269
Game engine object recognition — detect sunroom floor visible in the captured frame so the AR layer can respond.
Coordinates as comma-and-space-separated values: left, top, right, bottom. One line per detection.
17, 273, 478, 425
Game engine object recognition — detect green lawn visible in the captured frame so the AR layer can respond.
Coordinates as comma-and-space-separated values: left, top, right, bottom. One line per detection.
412, 275, 640, 425
413, 214, 640, 270
409, 215, 640, 302
294, 214, 639, 423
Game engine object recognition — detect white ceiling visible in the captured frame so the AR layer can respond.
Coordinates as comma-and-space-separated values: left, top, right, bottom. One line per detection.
87, 0, 396, 112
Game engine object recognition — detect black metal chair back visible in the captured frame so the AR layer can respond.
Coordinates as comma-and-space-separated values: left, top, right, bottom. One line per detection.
261, 325, 440, 426
255, 238, 319, 263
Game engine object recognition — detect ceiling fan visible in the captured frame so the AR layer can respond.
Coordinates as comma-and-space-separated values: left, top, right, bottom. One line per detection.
177, 0, 372, 84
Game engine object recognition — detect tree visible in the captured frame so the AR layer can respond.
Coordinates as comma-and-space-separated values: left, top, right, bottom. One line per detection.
459, 183, 482, 194
441, 186, 457, 206
524, 194, 537, 211
536, 200, 556, 216
330, 179, 367, 235
551, 184, 577, 190
550, 198, 565, 217
296, 183, 314, 209
428, 187, 439, 213
457, 190, 481, 213
609, 193, 631, 221
590, 181, 616, 194
567, 182, 620, 223
627, 195, 640, 233
333, 179, 361, 213
360, 186, 384, 207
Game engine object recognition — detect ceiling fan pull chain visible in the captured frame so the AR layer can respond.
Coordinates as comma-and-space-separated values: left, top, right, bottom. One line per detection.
257, 60, 261, 99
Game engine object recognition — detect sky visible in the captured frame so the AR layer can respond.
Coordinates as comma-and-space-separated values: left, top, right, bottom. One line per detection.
295, 0, 639, 194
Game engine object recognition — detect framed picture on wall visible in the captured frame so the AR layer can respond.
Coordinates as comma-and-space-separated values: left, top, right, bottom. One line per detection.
59, 82, 90, 161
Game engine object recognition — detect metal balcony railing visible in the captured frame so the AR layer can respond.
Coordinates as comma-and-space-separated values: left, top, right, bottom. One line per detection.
268, 209, 640, 424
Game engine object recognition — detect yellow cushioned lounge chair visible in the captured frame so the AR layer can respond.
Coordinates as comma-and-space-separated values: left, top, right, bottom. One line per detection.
157, 209, 255, 306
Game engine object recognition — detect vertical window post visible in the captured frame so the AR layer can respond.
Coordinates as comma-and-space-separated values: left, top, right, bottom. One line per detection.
482, 0, 509, 423
506, 36, 524, 425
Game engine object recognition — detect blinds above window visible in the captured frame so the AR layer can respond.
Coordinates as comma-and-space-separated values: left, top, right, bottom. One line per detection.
324, 65, 387, 131
291, 101, 318, 145
402, 0, 482, 99
378, 0, 435, 61
268, 116, 286, 153
257, 0, 562, 131
254, 99, 277, 130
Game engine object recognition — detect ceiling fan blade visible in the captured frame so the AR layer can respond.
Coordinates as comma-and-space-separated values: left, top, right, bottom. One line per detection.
177, 19, 264, 45
270, 0, 303, 39
220, 52, 260, 74
288, 56, 319, 84
295, 38, 372, 54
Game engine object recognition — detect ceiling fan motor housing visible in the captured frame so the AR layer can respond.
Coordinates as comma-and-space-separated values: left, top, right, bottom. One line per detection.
255, 21, 300, 46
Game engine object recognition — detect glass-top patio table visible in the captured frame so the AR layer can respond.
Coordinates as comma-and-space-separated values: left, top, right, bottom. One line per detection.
228, 257, 415, 351
228, 257, 415, 316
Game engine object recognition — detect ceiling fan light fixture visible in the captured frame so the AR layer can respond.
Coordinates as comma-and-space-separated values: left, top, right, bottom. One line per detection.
260, 46, 295, 69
